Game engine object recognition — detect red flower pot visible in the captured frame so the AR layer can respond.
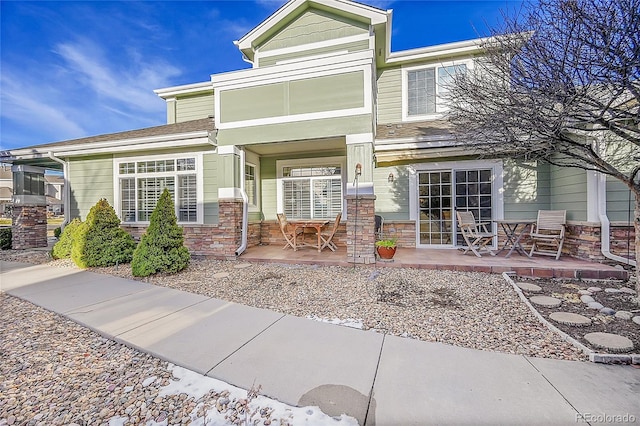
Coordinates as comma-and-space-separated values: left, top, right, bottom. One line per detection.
376, 246, 396, 259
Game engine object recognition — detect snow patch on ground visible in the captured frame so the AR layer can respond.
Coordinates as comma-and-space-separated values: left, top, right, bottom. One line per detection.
111, 364, 359, 426
306, 315, 365, 329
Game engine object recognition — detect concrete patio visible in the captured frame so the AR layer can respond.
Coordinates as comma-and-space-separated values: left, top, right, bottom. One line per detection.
239, 245, 630, 280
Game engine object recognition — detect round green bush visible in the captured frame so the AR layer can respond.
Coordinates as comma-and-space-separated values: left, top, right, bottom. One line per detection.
51, 218, 81, 259
71, 199, 136, 268
132, 189, 190, 277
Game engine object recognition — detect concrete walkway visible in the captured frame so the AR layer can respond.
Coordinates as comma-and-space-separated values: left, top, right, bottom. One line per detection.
2, 260, 639, 425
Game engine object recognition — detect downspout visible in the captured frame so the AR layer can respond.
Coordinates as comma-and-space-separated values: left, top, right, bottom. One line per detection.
236, 148, 249, 256
597, 172, 636, 267
47, 152, 70, 229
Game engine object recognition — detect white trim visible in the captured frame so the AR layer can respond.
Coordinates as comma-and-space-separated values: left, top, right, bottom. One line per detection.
401, 59, 473, 123
409, 159, 504, 248
256, 33, 371, 60
211, 50, 373, 87
346, 133, 373, 145
154, 81, 213, 99
218, 187, 245, 200
275, 50, 350, 65
586, 170, 599, 222
113, 152, 204, 226
217, 145, 241, 156
244, 160, 260, 211
387, 37, 487, 64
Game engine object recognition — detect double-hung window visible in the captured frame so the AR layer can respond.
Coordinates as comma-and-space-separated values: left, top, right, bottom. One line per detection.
404, 63, 468, 120
278, 158, 344, 219
117, 156, 199, 223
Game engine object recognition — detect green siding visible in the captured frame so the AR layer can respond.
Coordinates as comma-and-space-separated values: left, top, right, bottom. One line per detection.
219, 71, 364, 124
550, 165, 587, 221
176, 93, 214, 123
376, 67, 402, 124
503, 160, 551, 219
606, 176, 634, 222
289, 72, 364, 114
373, 165, 410, 220
203, 153, 219, 224
68, 155, 114, 220
258, 39, 369, 67
218, 114, 372, 145
259, 9, 368, 52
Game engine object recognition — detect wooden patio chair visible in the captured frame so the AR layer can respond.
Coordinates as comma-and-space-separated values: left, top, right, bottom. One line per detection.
277, 213, 301, 250
320, 212, 342, 252
456, 210, 496, 257
529, 210, 566, 260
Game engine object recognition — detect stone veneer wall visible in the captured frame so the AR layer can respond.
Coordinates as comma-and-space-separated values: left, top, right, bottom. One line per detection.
12, 205, 47, 249
122, 199, 256, 259
345, 194, 376, 264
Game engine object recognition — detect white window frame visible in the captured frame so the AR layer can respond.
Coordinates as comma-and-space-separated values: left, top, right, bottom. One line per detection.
245, 161, 259, 210
276, 156, 346, 219
401, 59, 473, 122
408, 159, 504, 248
113, 153, 204, 225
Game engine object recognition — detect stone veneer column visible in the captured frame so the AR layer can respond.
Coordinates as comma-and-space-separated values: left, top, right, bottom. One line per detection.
217, 198, 244, 259
12, 205, 48, 249
345, 194, 376, 264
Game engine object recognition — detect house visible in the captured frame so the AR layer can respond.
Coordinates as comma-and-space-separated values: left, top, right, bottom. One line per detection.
0, 164, 13, 217
1, 0, 634, 264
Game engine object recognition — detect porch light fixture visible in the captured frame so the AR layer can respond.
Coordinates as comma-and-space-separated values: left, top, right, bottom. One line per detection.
355, 163, 362, 177
388, 172, 394, 183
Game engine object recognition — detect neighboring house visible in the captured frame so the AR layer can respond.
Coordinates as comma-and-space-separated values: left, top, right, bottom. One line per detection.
0, 164, 12, 217
45, 174, 64, 215
1, 0, 634, 263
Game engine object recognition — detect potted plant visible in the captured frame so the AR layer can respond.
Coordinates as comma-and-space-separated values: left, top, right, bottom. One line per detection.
375, 238, 397, 260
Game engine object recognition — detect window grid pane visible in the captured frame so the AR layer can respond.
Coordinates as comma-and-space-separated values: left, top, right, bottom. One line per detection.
137, 177, 175, 221
120, 178, 136, 222
245, 164, 257, 206
408, 68, 435, 116
283, 179, 311, 219
178, 175, 197, 222
177, 158, 196, 171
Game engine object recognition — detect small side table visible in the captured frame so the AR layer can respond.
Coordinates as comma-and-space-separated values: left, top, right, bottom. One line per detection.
494, 219, 536, 258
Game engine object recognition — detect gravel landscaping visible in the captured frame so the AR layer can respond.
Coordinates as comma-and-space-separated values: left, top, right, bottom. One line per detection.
1, 249, 586, 361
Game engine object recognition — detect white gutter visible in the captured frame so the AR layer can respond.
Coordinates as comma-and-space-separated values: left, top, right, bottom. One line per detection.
236, 148, 249, 256
47, 152, 70, 229
597, 172, 636, 266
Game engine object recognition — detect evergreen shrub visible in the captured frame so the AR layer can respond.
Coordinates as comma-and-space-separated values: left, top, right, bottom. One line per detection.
131, 189, 190, 277
71, 199, 136, 268
51, 218, 81, 259
0, 228, 11, 250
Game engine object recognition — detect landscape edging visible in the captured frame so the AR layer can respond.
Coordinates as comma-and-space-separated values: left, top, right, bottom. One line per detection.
501, 272, 639, 365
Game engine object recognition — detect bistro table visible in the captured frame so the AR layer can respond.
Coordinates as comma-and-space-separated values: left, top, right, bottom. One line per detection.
288, 220, 330, 252
494, 219, 536, 258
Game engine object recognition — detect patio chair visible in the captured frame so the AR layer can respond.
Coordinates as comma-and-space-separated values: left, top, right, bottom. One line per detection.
374, 214, 384, 241
320, 212, 342, 252
277, 213, 302, 250
529, 210, 566, 260
456, 210, 496, 257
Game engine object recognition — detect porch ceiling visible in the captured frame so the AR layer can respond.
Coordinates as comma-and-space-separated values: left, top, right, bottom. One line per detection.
245, 136, 346, 156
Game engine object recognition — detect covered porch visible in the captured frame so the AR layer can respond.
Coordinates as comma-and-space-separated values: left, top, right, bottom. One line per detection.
239, 244, 629, 280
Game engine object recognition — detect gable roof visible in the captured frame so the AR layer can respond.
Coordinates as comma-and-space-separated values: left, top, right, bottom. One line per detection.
235, 0, 390, 63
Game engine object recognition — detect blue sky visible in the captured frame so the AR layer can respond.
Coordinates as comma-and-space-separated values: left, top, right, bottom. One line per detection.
0, 0, 522, 151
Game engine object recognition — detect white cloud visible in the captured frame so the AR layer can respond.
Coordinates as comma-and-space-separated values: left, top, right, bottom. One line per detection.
54, 38, 180, 113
